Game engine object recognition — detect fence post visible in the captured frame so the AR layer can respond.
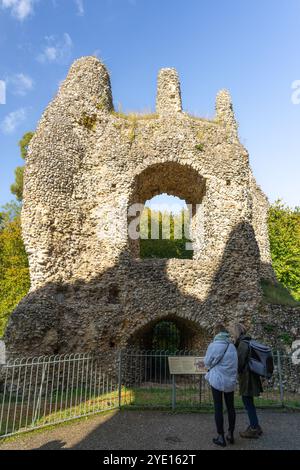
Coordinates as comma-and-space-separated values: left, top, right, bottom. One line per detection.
118, 350, 122, 409
0, 339, 6, 365
32, 361, 48, 425
172, 374, 176, 411
199, 376, 202, 405
277, 350, 284, 407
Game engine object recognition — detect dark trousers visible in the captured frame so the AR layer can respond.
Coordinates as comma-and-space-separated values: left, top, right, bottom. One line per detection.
242, 396, 259, 429
211, 386, 236, 435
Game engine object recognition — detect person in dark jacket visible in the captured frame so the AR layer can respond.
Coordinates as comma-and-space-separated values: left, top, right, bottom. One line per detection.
233, 323, 263, 439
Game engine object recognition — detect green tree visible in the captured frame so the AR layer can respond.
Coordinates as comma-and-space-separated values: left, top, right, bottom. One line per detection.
0, 132, 33, 335
19, 132, 34, 160
140, 207, 193, 259
10, 131, 34, 201
0, 212, 30, 336
0, 201, 21, 229
268, 200, 300, 301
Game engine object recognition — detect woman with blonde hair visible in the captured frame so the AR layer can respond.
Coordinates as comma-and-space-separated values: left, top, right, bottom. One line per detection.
233, 323, 263, 439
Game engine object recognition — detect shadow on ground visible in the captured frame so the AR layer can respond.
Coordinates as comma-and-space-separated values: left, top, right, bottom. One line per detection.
0, 410, 299, 451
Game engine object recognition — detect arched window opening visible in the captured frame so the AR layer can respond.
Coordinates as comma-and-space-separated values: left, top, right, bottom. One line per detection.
128, 162, 206, 259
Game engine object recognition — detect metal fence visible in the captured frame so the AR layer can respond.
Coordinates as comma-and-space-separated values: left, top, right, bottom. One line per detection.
121, 349, 300, 410
121, 349, 212, 409
0, 349, 299, 438
0, 353, 120, 438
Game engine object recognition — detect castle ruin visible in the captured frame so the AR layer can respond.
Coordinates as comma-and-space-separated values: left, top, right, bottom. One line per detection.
4, 57, 299, 357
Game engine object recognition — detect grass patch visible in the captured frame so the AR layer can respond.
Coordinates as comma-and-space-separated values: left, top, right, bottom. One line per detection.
279, 333, 293, 345
0, 409, 118, 445
121, 386, 293, 411
195, 143, 204, 152
186, 113, 220, 125
263, 323, 276, 333
1, 385, 299, 439
261, 279, 300, 307
0, 387, 123, 438
140, 239, 193, 260
111, 111, 158, 121
110, 112, 158, 144
78, 112, 97, 131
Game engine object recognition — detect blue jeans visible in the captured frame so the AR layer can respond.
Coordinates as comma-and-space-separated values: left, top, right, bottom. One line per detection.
242, 395, 259, 429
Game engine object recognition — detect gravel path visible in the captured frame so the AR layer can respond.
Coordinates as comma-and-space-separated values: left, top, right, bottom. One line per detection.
0, 410, 299, 450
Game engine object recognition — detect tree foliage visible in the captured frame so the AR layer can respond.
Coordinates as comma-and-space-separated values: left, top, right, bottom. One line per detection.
19, 132, 34, 160
139, 208, 193, 259
268, 200, 300, 301
0, 131, 33, 334
10, 132, 34, 201
0, 210, 30, 336
10, 166, 24, 202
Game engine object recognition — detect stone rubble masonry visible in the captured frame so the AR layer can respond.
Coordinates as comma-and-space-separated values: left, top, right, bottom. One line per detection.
4, 56, 300, 357
252, 305, 300, 349
156, 68, 182, 116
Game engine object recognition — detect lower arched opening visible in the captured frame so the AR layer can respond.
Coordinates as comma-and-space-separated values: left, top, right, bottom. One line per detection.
123, 317, 211, 386
127, 316, 210, 352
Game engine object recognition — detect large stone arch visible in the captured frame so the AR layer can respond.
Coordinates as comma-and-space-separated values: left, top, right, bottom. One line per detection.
127, 161, 206, 258
129, 161, 206, 205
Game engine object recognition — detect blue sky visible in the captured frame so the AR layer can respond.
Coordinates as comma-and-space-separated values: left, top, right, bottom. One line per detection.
0, 0, 299, 209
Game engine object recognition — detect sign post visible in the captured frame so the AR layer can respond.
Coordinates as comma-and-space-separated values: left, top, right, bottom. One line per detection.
168, 356, 207, 411
172, 374, 176, 411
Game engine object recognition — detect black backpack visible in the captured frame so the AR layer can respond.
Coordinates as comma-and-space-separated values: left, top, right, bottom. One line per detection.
244, 340, 274, 379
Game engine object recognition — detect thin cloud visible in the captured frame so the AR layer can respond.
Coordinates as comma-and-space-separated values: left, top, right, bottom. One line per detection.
75, 0, 84, 16
37, 33, 73, 64
0, 80, 6, 104
0, 0, 37, 21
0, 108, 27, 134
8, 73, 34, 96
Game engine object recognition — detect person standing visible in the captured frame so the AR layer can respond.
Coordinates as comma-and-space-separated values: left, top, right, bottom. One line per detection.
204, 324, 238, 447
233, 323, 263, 439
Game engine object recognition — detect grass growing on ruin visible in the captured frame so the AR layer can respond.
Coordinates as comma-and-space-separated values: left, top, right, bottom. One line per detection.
111, 111, 158, 120
195, 143, 205, 152
78, 112, 97, 131
186, 113, 221, 125
261, 279, 300, 307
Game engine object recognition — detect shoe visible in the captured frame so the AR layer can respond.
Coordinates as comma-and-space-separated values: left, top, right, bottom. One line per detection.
256, 425, 263, 436
226, 431, 235, 444
239, 426, 259, 439
213, 434, 227, 447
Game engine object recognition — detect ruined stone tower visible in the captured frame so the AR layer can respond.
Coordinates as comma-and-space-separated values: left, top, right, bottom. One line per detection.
5, 56, 275, 356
